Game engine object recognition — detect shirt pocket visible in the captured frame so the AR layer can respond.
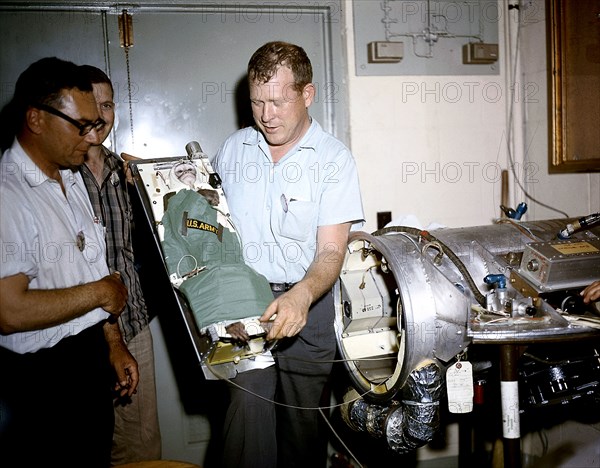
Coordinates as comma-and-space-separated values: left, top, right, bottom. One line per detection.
279, 199, 317, 242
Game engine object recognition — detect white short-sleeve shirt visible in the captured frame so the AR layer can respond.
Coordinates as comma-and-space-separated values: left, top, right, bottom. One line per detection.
0, 139, 110, 353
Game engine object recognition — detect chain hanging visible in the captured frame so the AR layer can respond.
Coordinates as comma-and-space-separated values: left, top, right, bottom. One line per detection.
119, 10, 135, 150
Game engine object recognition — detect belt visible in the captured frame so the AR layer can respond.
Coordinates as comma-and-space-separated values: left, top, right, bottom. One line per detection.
269, 282, 296, 292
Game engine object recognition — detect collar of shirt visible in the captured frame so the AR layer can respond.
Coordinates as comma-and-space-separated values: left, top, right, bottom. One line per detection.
11, 138, 77, 189
80, 146, 123, 188
100, 146, 123, 185
242, 119, 319, 163
101, 146, 122, 171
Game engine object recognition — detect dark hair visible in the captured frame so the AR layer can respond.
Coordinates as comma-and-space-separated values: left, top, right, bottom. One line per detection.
79, 64, 114, 96
248, 41, 312, 93
0, 57, 92, 151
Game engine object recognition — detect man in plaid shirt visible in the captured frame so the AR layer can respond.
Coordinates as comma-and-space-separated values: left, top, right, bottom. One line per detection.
79, 65, 162, 464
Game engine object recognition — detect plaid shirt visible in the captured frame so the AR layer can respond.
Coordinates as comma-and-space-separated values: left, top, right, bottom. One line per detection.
81, 147, 149, 343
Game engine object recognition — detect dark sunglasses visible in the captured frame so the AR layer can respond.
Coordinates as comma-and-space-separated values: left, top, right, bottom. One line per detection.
34, 103, 106, 136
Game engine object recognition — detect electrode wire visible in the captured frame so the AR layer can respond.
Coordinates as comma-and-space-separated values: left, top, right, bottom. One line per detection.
204, 361, 368, 468
319, 407, 365, 468
204, 359, 374, 411
505, 4, 568, 218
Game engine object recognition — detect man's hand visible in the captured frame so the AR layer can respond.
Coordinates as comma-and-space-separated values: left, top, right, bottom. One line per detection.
581, 281, 600, 303
104, 322, 139, 399
98, 272, 128, 317
120, 152, 142, 184
260, 283, 312, 340
111, 345, 139, 399
260, 223, 350, 341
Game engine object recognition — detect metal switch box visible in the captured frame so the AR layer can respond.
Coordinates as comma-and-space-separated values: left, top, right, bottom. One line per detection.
462, 43, 498, 64
368, 41, 403, 63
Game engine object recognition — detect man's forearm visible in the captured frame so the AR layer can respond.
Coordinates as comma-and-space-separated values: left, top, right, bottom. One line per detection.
296, 247, 345, 306
0, 273, 119, 334
295, 222, 351, 306
259, 223, 350, 339
103, 320, 124, 345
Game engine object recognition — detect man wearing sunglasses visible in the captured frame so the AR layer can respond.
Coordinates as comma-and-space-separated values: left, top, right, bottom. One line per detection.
0, 57, 137, 467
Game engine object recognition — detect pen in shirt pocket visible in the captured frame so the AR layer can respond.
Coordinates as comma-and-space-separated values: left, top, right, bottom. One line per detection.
93, 215, 107, 236
280, 194, 298, 213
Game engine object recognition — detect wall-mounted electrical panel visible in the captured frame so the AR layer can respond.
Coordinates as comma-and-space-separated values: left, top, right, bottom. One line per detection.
354, 0, 501, 76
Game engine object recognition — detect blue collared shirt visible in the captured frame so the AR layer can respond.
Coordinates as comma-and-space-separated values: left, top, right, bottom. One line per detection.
214, 119, 364, 283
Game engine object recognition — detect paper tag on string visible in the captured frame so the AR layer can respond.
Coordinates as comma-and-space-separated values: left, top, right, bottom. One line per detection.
446, 360, 474, 414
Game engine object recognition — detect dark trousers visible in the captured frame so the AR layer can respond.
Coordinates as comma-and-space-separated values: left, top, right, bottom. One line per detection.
222, 367, 277, 468
221, 291, 335, 468
274, 291, 336, 468
0, 322, 114, 468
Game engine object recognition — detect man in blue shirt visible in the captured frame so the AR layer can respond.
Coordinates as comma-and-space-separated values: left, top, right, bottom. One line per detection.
214, 41, 364, 468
